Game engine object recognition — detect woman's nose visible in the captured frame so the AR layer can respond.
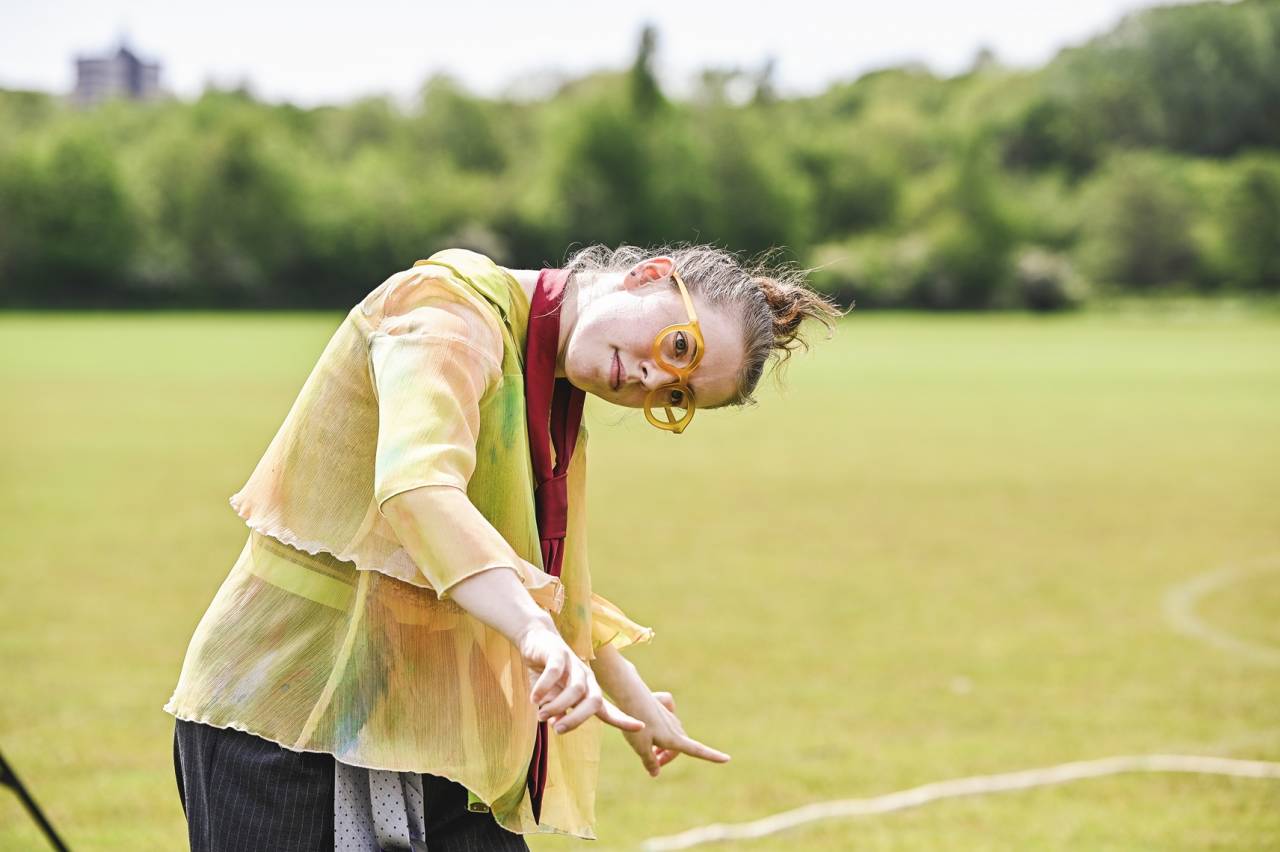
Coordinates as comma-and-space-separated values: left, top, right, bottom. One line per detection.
640, 360, 678, 390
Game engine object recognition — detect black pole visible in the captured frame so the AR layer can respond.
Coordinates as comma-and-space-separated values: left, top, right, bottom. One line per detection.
0, 749, 71, 851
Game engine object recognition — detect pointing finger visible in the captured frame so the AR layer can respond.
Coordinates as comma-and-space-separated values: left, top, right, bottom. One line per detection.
675, 734, 732, 764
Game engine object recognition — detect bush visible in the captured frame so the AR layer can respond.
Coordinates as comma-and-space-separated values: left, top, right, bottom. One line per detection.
808, 233, 929, 308
909, 138, 1019, 309
0, 133, 139, 306
999, 96, 1102, 178
1012, 246, 1091, 311
793, 135, 901, 238
1074, 153, 1200, 291
1219, 155, 1280, 292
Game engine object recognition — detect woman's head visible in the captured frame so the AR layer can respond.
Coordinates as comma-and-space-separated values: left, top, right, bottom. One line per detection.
557, 242, 850, 428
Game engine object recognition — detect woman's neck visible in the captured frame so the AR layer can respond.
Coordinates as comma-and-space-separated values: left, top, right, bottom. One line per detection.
502, 267, 586, 379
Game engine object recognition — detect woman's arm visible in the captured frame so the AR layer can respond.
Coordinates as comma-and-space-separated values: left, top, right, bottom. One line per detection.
381, 481, 558, 639
589, 642, 732, 777
381, 484, 557, 646
589, 642, 645, 704
449, 562, 558, 649
382, 483, 645, 735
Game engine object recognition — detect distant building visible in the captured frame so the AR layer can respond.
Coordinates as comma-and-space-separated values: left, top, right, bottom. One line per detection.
73, 40, 162, 107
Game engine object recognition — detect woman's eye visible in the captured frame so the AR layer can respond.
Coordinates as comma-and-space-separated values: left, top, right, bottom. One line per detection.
674, 332, 687, 356
669, 390, 685, 407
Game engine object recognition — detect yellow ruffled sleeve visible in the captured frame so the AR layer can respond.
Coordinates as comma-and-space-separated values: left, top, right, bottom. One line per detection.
590, 591, 655, 652
370, 282, 561, 603
369, 296, 503, 505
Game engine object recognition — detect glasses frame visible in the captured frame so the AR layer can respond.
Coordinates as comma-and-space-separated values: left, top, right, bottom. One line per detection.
643, 268, 705, 434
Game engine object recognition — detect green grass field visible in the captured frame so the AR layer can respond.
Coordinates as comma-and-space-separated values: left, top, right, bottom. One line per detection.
1, 304, 1278, 850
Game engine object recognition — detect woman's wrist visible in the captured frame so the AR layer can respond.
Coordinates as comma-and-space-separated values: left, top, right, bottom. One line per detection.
447, 565, 557, 647
590, 643, 646, 704
513, 610, 560, 650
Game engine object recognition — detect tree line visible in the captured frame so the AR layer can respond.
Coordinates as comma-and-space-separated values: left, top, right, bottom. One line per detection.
1, 0, 1278, 311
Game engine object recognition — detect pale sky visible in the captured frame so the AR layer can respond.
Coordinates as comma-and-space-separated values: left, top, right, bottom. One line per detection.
2, 0, 1196, 108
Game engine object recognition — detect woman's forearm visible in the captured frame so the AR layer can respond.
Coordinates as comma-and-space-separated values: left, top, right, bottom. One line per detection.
381, 484, 558, 646
589, 642, 649, 705
447, 564, 558, 647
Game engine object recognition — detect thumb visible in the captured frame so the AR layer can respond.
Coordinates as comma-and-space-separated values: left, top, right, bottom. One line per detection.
598, 698, 646, 732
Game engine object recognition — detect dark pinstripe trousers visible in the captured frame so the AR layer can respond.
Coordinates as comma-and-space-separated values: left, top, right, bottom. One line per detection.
173, 718, 334, 850
173, 718, 531, 851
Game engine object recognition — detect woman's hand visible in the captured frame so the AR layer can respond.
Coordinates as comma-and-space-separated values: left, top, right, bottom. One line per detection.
588, 644, 731, 777
617, 689, 731, 777
517, 622, 646, 736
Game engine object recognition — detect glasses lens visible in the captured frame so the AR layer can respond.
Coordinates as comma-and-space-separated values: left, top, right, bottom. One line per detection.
645, 385, 694, 430
657, 328, 699, 370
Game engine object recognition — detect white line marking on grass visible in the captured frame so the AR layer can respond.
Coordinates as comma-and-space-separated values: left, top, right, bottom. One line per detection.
641, 557, 1280, 850
1162, 554, 1280, 667
638, 755, 1280, 851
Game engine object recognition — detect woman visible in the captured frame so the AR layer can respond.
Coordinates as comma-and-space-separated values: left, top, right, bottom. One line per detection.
165, 243, 845, 850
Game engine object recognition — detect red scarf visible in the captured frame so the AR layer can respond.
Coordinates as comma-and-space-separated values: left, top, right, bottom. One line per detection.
522, 266, 585, 823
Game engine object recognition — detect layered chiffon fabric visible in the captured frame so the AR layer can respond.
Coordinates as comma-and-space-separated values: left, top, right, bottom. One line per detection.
165, 249, 654, 839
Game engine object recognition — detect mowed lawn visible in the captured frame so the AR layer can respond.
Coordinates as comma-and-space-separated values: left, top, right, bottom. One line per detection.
1, 305, 1278, 851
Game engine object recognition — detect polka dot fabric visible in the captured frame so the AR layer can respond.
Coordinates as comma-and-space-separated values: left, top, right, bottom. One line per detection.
336, 760, 529, 850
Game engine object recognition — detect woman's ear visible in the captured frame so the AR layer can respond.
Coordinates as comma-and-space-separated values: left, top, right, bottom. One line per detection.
624, 257, 675, 291
621, 265, 649, 292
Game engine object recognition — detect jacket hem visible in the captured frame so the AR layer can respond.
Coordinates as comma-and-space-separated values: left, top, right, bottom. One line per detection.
162, 701, 598, 841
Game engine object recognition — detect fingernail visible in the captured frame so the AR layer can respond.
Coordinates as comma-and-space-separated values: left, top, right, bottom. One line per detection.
555, 723, 566, 733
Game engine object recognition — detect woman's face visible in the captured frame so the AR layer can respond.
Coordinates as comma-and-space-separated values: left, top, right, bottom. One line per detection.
564, 256, 745, 412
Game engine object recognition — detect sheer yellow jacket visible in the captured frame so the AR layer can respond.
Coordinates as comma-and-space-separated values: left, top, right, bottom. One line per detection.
164, 248, 653, 840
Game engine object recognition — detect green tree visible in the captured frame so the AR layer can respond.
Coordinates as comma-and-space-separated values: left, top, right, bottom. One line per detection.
696, 105, 814, 257
1043, 0, 1280, 157
150, 117, 308, 305
917, 137, 1018, 309
546, 95, 663, 248
1076, 153, 1199, 291
414, 75, 507, 173
0, 134, 138, 306
628, 23, 668, 116
999, 97, 1101, 178
794, 134, 901, 239
1220, 156, 1280, 292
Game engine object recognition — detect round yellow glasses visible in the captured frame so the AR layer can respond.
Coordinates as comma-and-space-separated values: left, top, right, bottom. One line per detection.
643, 268, 705, 434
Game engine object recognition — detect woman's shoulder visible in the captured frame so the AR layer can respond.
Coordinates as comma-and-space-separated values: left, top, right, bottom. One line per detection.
411, 248, 519, 325
359, 258, 505, 364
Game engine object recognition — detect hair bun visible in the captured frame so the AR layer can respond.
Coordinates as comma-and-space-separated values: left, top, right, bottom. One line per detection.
754, 275, 806, 351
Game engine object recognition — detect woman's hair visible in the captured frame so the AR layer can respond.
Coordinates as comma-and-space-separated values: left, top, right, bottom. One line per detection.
562, 242, 852, 409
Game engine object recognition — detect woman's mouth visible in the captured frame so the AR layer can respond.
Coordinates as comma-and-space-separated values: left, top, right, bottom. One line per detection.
611, 349, 622, 391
